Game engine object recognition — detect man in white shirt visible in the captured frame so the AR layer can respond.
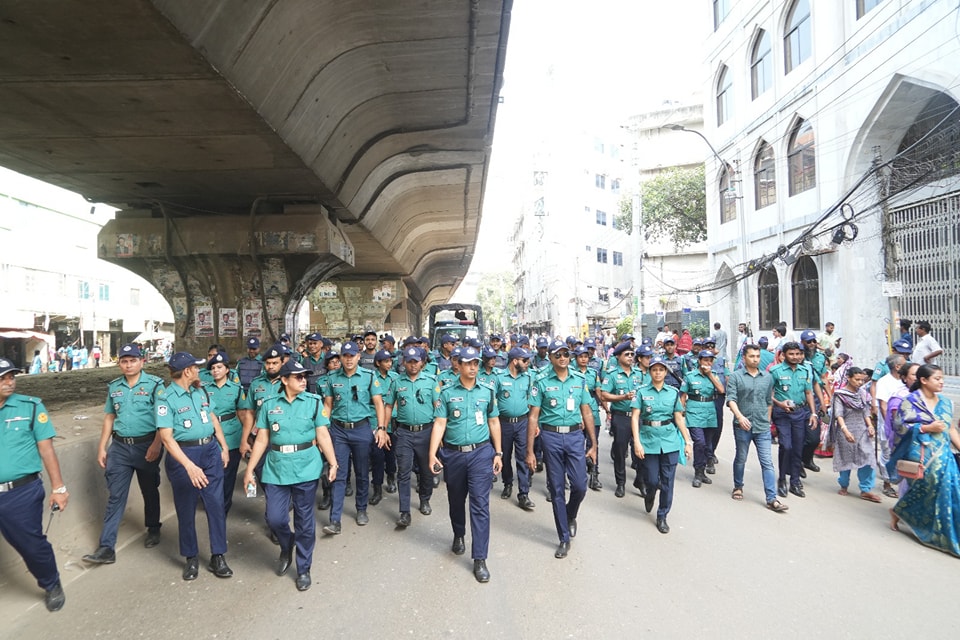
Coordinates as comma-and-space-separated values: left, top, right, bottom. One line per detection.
911, 321, 942, 365
874, 353, 906, 498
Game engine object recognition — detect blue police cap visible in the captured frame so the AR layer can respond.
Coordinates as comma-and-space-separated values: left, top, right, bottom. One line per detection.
340, 342, 359, 356
698, 350, 715, 359
703, 337, 716, 345
459, 347, 481, 362
263, 345, 284, 360
490, 333, 503, 341
305, 332, 322, 342
481, 347, 497, 359
758, 336, 769, 345
517, 335, 531, 346
573, 345, 589, 356
441, 334, 457, 345
565, 335, 578, 345
0, 358, 22, 376
279, 333, 290, 342
279, 360, 316, 377
636, 344, 654, 357
536, 337, 549, 348
548, 339, 568, 354
419, 336, 430, 344
403, 347, 423, 362
663, 335, 676, 344
507, 347, 530, 360
892, 339, 912, 354
380, 334, 395, 344
324, 351, 341, 362
800, 330, 817, 342
693, 338, 704, 346
168, 352, 205, 372
118, 343, 143, 359
321, 337, 333, 347
374, 349, 393, 362
621, 333, 634, 341
641, 337, 653, 346
613, 342, 633, 357
402, 336, 418, 346
206, 351, 229, 369
649, 355, 668, 369
246, 337, 260, 349
584, 338, 597, 348
451, 346, 463, 359
466, 337, 483, 349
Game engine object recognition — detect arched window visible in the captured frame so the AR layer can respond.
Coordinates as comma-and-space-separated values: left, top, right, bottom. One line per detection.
754, 141, 776, 208
716, 65, 732, 126
784, 0, 811, 74
758, 267, 780, 330
791, 256, 820, 329
788, 118, 816, 195
719, 167, 737, 223
751, 30, 772, 99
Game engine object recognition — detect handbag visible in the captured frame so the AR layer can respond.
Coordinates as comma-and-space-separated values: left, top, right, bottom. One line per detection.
896, 444, 925, 480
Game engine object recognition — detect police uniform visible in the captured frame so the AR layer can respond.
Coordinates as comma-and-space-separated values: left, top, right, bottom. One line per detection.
0, 364, 67, 610
680, 355, 721, 486
369, 357, 400, 502
769, 360, 814, 494
661, 353, 685, 390
236, 337, 264, 391
575, 350, 603, 489
601, 347, 646, 494
203, 355, 246, 515
706, 348, 730, 467
392, 348, 440, 523
495, 354, 534, 504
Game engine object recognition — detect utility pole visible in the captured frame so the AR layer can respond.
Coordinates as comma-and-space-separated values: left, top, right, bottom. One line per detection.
632, 187, 645, 335
873, 146, 898, 348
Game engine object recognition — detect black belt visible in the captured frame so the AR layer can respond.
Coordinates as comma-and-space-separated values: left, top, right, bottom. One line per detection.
270, 441, 315, 454
219, 412, 237, 421
398, 422, 432, 432
642, 420, 674, 427
0, 473, 40, 493
541, 424, 582, 434
177, 435, 214, 447
333, 418, 369, 430
611, 410, 632, 417
685, 394, 713, 403
503, 415, 528, 423
112, 432, 154, 445
442, 439, 490, 452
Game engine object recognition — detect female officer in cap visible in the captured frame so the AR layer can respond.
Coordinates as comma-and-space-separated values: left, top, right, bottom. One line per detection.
244, 360, 337, 591
202, 351, 246, 515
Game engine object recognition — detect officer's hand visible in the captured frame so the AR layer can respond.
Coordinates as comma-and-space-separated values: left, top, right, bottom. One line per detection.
525, 452, 537, 473
50, 491, 69, 512
239, 441, 252, 459
429, 455, 443, 475
188, 464, 209, 489
684, 441, 693, 459
97, 448, 108, 469
376, 429, 390, 449
633, 440, 645, 460
492, 455, 502, 475
221, 449, 230, 468
242, 470, 254, 489
145, 442, 162, 463
585, 446, 597, 465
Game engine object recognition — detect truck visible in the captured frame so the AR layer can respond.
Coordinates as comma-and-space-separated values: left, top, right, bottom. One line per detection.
427, 304, 484, 351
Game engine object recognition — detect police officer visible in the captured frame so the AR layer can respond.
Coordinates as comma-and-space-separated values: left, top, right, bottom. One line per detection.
428, 346, 503, 583
393, 346, 440, 527
584, 338, 603, 372
682, 338, 704, 374
84, 344, 164, 566
630, 356, 693, 534
369, 349, 399, 503
244, 360, 338, 591
526, 340, 597, 559
203, 351, 246, 514
600, 341, 645, 498
703, 337, 730, 474
661, 336, 685, 390
489, 334, 508, 369
436, 334, 457, 372
495, 346, 535, 510
236, 337, 264, 391
771, 342, 817, 498
437, 347, 463, 389
321, 341, 388, 534
0, 357, 69, 611
299, 333, 327, 392
799, 329, 828, 474
239, 345, 285, 459
680, 350, 724, 488
198, 344, 239, 386
532, 337, 550, 371
156, 352, 233, 580
479, 347, 501, 388
574, 345, 604, 490
315, 349, 342, 509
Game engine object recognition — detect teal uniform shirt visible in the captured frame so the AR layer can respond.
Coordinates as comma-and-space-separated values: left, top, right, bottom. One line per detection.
576, 366, 602, 422
203, 379, 246, 449
769, 362, 813, 405
0, 394, 55, 483
394, 372, 440, 425
680, 370, 719, 428
104, 372, 165, 438
256, 391, 328, 484
478, 368, 502, 392
805, 352, 827, 394
198, 367, 240, 386
438, 369, 460, 390
376, 369, 400, 430
240, 374, 282, 414
156, 383, 216, 442
434, 379, 499, 446
420, 360, 440, 378
601, 366, 645, 413
531, 354, 550, 372
632, 367, 652, 388
630, 384, 684, 454
529, 368, 590, 426
325, 367, 382, 425
494, 369, 532, 418
759, 349, 775, 371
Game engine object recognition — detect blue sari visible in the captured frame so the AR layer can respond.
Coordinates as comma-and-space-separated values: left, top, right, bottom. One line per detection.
888, 391, 960, 557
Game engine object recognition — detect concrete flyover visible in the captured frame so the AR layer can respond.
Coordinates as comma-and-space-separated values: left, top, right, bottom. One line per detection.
0, 0, 511, 352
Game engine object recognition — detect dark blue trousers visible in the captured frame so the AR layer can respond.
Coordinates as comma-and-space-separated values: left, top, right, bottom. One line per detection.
609, 412, 634, 485
0, 478, 59, 590
773, 407, 809, 486
584, 418, 600, 472
441, 443, 494, 560
223, 448, 241, 515
330, 424, 373, 522
642, 450, 680, 519
711, 395, 725, 454
99, 440, 163, 548
541, 429, 588, 543
264, 481, 318, 574
164, 441, 227, 557
395, 428, 434, 513
500, 417, 531, 494
369, 432, 397, 486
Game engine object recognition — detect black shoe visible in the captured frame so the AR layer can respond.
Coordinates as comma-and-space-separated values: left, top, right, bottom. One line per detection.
799, 467, 807, 478
777, 479, 788, 498
633, 475, 644, 491
500, 483, 513, 500
208, 554, 233, 578
83, 546, 116, 565
268, 529, 280, 545
709, 454, 719, 466
345, 483, 354, 497
473, 559, 490, 583
452, 536, 465, 555
276, 548, 293, 576
568, 518, 577, 538
369, 485, 383, 506
637, 480, 646, 497
385, 474, 397, 493
554, 541, 570, 559
144, 528, 161, 549
589, 471, 602, 491
535, 461, 544, 473
804, 461, 820, 472
44, 580, 65, 612
182, 556, 199, 581
296, 572, 312, 592
699, 471, 712, 485
517, 494, 535, 511
615, 483, 625, 498
322, 521, 342, 535
396, 512, 411, 527
317, 491, 332, 511
705, 462, 716, 475
419, 499, 432, 516
545, 492, 553, 503
656, 517, 670, 534
789, 484, 806, 498
356, 510, 369, 526
692, 474, 702, 488
644, 490, 656, 514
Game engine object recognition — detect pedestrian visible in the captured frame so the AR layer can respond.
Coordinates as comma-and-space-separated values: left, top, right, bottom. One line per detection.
874, 353, 907, 498
630, 356, 693, 534
526, 339, 597, 559
910, 321, 942, 366
92, 343, 102, 368
243, 360, 338, 591
202, 351, 246, 515
829, 367, 881, 502
680, 350, 724, 488
156, 352, 233, 581
359, 330, 378, 370
0, 357, 69, 611
771, 342, 818, 499
495, 346, 536, 511
600, 341, 644, 498
83, 344, 165, 566
428, 346, 503, 583
711, 322, 728, 361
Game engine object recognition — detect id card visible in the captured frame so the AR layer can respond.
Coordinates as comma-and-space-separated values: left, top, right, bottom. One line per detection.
199, 410, 209, 424
566, 397, 575, 411
475, 411, 484, 425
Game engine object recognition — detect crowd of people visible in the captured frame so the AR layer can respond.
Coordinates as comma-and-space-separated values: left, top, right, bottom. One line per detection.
2, 319, 958, 612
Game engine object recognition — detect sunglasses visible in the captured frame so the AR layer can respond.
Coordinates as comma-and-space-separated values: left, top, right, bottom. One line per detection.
551, 352, 571, 358
291, 373, 309, 381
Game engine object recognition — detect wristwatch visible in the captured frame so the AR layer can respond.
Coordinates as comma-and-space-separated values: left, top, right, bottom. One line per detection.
494, 451, 503, 457
377, 426, 387, 431
52, 485, 67, 494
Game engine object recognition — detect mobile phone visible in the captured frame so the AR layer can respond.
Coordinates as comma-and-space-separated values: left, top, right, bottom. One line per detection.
432, 462, 443, 473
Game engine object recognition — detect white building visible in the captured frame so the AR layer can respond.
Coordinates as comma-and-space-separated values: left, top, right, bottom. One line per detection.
0, 168, 173, 369
704, 0, 960, 372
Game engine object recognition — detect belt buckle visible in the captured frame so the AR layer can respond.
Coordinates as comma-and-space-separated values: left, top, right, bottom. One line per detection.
0, 481, 12, 492
279, 444, 296, 454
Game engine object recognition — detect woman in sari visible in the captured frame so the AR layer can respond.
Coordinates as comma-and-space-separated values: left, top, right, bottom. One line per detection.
888, 365, 960, 557
830, 367, 880, 501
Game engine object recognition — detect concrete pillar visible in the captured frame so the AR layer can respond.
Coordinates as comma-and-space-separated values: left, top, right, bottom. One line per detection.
97, 206, 354, 357
307, 279, 419, 341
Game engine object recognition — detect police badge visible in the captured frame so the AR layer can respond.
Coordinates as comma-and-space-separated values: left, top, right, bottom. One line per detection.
452, 409, 461, 419
271, 423, 280, 432
183, 419, 193, 429
549, 398, 557, 408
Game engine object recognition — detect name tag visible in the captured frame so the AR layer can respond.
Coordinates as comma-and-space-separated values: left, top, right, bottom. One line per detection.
200, 410, 208, 423
545, 385, 560, 392
177, 406, 191, 414
475, 411, 484, 425
111, 391, 123, 398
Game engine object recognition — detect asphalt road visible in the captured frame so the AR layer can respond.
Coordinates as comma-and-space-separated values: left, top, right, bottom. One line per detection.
4, 427, 957, 640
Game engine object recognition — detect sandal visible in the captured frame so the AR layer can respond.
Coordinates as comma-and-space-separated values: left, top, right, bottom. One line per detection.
766, 499, 789, 512
860, 492, 882, 503
731, 488, 743, 501
882, 484, 899, 499
838, 487, 848, 496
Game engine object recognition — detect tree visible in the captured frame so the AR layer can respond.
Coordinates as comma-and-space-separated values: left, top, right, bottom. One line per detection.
638, 166, 707, 247
476, 271, 515, 334
616, 315, 634, 338
615, 197, 633, 234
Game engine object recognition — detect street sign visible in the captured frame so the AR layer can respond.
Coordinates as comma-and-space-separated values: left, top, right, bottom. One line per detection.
881, 281, 903, 297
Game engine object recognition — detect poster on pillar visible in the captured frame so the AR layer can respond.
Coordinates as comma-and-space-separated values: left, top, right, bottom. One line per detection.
243, 307, 263, 338
194, 306, 214, 338
219, 308, 238, 338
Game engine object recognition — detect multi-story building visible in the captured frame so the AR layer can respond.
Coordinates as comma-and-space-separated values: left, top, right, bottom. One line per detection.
704, 0, 960, 372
